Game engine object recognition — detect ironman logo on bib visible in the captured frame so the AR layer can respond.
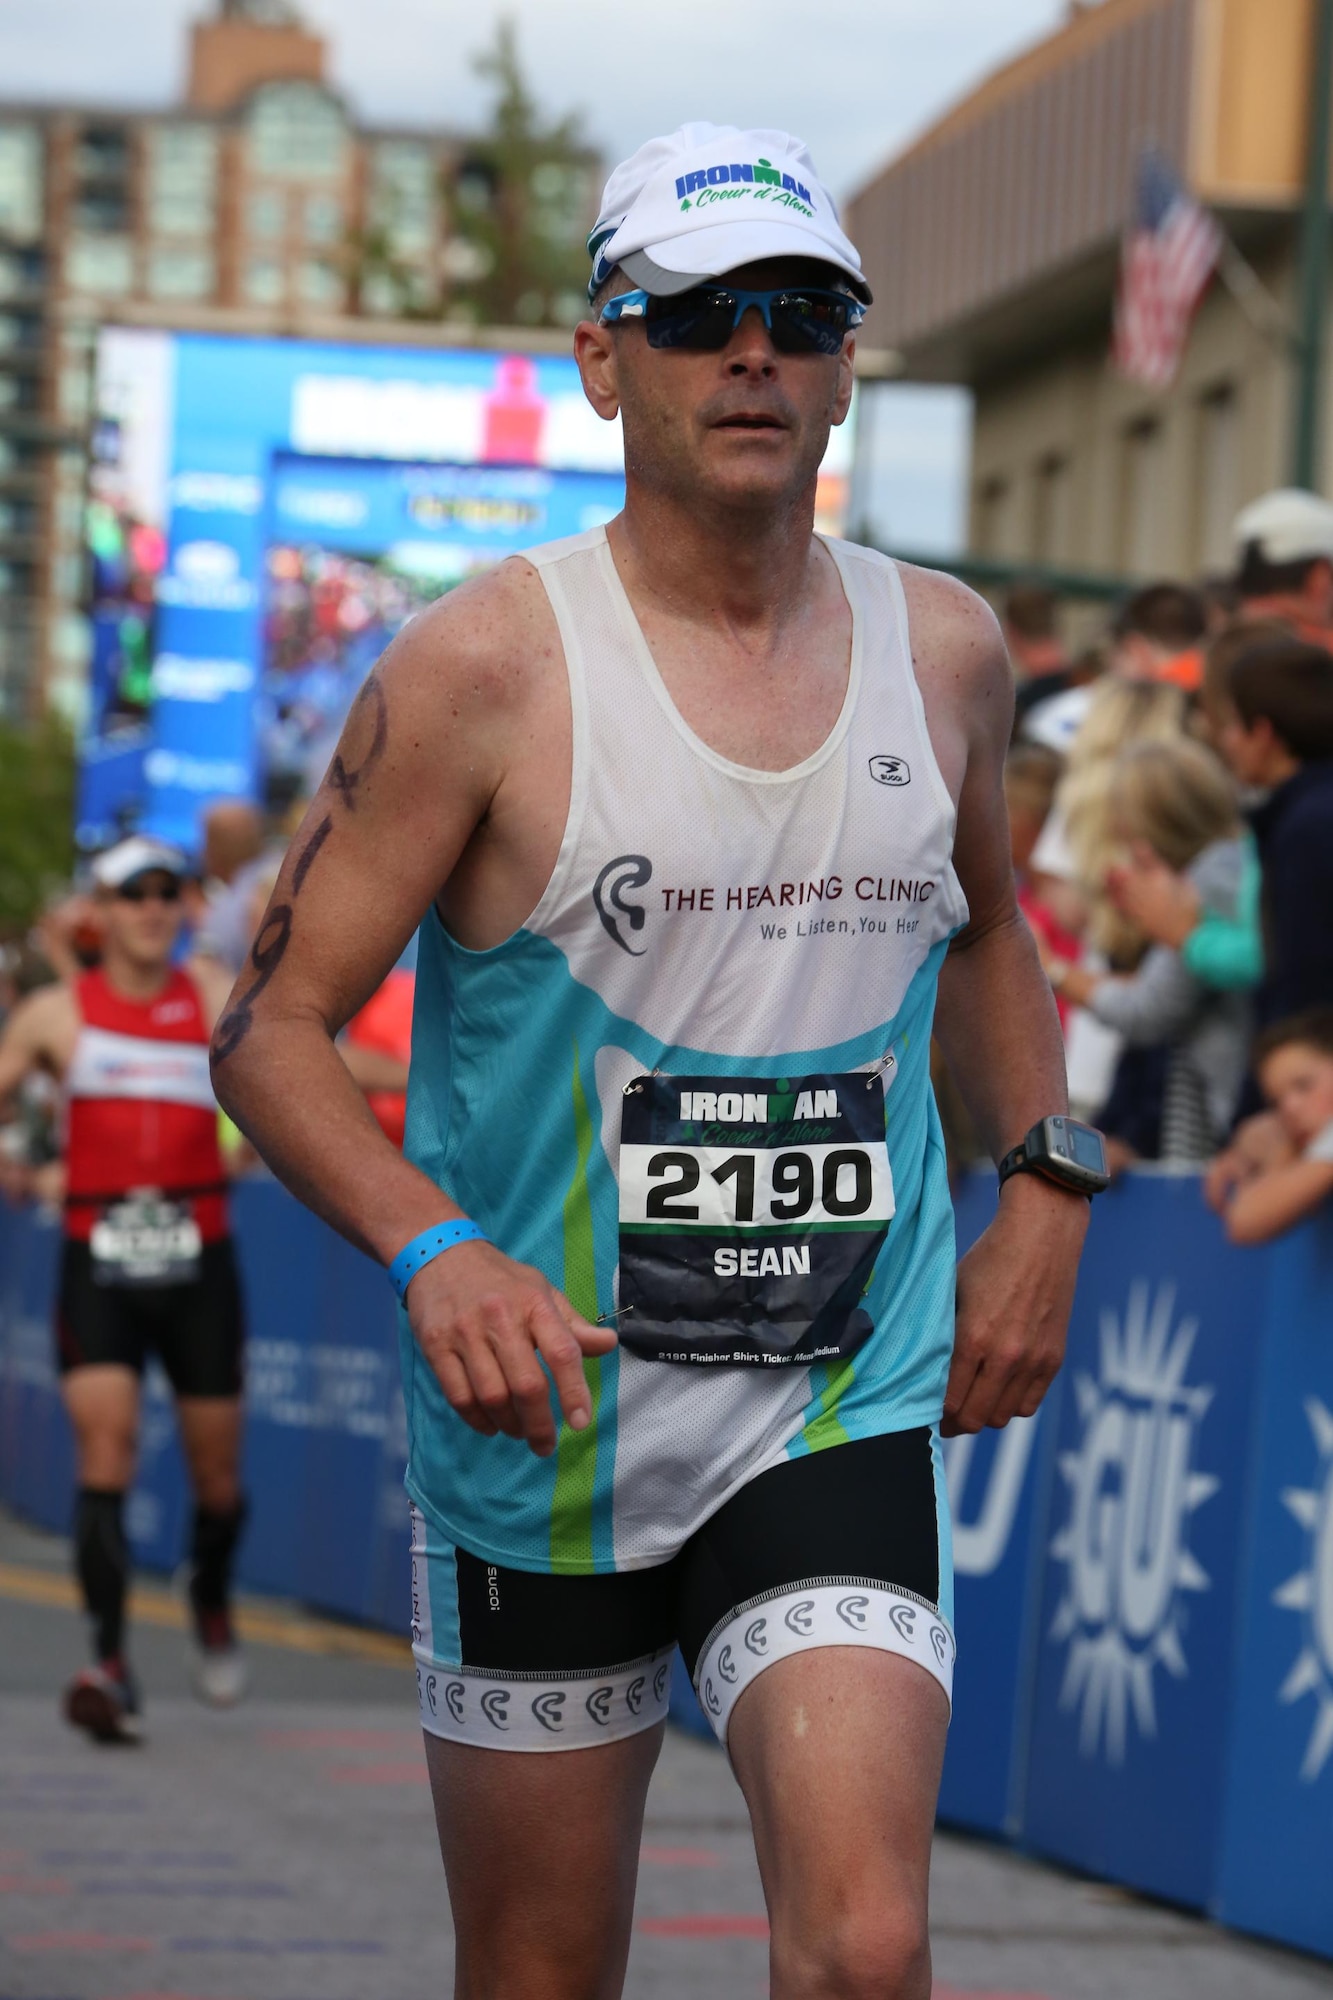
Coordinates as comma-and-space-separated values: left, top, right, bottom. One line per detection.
617, 1071, 893, 1366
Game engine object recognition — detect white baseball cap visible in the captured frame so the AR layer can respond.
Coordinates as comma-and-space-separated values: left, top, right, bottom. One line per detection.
588, 122, 871, 304
91, 835, 189, 891
1232, 488, 1333, 568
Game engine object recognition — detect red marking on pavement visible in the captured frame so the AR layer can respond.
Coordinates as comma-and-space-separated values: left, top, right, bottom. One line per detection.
639, 1914, 770, 1938
933, 1988, 1057, 1999
640, 1845, 723, 1867
262, 1728, 416, 1749
0, 1874, 73, 1893
10, 1932, 155, 1952
328, 1761, 429, 1786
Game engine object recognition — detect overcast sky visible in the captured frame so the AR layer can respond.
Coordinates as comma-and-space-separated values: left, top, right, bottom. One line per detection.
1, 0, 1071, 549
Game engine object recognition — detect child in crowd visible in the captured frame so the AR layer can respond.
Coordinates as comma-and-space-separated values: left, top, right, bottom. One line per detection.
1004, 743, 1079, 1023
1207, 1010, 1333, 1243
1044, 737, 1252, 1160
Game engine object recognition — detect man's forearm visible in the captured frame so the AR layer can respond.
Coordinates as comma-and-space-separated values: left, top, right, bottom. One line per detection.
934, 909, 1071, 1161
211, 1016, 455, 1264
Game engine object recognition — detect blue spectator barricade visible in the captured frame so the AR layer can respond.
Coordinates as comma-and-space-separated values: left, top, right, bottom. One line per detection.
1, 1171, 1330, 1963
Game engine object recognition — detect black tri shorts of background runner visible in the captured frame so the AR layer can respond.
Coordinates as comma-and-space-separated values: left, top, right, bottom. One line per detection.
618, 1070, 890, 1367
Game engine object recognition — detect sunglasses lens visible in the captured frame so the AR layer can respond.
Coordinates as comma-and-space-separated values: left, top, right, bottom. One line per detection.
769, 293, 852, 356
119, 878, 180, 904
644, 290, 739, 351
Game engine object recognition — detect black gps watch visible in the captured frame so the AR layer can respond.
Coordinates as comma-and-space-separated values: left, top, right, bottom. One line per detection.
997, 1116, 1110, 1198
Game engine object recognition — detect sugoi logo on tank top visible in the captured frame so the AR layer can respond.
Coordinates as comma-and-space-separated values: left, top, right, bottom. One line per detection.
592, 855, 653, 955
869, 754, 910, 787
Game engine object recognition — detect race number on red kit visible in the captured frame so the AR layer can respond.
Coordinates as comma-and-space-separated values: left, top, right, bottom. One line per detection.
618, 1071, 894, 1367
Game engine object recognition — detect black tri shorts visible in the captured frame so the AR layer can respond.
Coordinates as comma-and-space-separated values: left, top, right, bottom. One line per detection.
409, 1426, 955, 1752
56, 1237, 245, 1400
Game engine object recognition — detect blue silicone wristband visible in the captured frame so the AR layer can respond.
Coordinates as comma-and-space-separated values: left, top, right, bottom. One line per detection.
389, 1220, 487, 1303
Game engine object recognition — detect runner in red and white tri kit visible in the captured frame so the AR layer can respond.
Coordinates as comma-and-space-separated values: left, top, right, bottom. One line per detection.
0, 836, 245, 1740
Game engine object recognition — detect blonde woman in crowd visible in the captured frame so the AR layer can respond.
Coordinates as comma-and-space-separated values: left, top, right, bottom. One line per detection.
1043, 738, 1252, 1160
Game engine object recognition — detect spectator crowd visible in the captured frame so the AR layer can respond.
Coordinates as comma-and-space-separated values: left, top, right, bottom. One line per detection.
999, 484, 1333, 1242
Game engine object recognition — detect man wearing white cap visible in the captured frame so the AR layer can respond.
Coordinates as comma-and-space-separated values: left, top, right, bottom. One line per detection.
213, 123, 1101, 1997
1233, 488, 1333, 645
0, 836, 247, 1739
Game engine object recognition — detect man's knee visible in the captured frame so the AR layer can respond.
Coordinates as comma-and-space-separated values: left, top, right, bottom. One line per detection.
771, 1897, 930, 2000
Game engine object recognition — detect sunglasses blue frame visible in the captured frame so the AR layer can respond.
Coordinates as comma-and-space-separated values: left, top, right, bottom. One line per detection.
598, 285, 865, 353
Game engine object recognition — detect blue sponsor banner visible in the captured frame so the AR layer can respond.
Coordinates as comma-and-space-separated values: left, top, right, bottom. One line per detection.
1216, 1210, 1333, 1956
83, 329, 628, 850
1021, 1177, 1268, 1908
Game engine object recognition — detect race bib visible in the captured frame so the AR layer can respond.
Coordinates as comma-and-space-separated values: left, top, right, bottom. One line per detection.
618, 1071, 893, 1366
90, 1192, 202, 1288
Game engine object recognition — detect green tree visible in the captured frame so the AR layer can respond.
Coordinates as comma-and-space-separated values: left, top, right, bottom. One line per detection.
449, 19, 598, 329
0, 718, 76, 939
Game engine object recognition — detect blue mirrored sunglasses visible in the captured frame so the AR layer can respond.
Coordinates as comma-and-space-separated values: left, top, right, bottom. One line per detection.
598, 285, 865, 356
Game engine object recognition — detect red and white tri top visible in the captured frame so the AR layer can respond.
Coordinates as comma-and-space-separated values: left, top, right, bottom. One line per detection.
64, 967, 227, 1244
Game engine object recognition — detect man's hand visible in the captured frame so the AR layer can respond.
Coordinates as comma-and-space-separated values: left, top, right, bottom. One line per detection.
405, 1241, 617, 1458
944, 1175, 1089, 1435
1105, 842, 1199, 949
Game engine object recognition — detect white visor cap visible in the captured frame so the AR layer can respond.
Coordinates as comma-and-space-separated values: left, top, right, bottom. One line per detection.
589, 123, 871, 304
1232, 487, 1333, 567
92, 834, 189, 891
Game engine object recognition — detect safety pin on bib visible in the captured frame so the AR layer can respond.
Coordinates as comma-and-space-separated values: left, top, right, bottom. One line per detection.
864, 1049, 897, 1089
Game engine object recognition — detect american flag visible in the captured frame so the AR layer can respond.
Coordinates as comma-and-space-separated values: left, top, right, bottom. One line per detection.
1112, 152, 1222, 387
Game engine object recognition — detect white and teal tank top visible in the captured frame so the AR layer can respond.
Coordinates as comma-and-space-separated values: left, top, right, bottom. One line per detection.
401, 526, 969, 1574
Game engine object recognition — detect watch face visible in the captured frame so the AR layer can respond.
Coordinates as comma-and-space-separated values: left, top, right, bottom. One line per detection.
1066, 1124, 1108, 1173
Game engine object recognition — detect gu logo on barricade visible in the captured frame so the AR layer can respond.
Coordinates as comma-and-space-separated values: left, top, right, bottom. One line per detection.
1274, 1396, 1333, 1781
1048, 1282, 1218, 1765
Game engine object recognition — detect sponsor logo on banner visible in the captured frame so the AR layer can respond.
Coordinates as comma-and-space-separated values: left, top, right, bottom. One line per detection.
1047, 1281, 1218, 1764
1274, 1396, 1333, 1781
156, 539, 257, 611
144, 749, 252, 795
150, 655, 256, 703
944, 1417, 1040, 1578
171, 471, 263, 514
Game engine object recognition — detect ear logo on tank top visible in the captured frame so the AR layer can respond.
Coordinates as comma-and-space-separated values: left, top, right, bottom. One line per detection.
592, 854, 652, 955
869, 755, 910, 787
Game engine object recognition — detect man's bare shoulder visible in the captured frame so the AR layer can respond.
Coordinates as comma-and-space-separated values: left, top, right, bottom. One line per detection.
383, 554, 562, 721
2, 979, 79, 1060
895, 560, 1013, 749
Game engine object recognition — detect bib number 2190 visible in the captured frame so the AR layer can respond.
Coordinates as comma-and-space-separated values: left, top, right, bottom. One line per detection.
617, 1072, 894, 1366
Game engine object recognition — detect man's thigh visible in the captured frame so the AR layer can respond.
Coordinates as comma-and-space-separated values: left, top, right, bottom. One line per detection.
729, 1648, 947, 1999
425, 1723, 664, 2000
410, 1505, 679, 1996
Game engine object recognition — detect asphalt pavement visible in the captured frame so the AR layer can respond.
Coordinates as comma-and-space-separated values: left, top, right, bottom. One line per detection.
2, 1505, 1330, 2000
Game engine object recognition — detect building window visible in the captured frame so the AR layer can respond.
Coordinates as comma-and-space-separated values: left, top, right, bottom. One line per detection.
975, 475, 1015, 559
65, 235, 134, 296
147, 245, 216, 300
0, 124, 43, 241
296, 258, 343, 308
1195, 383, 1240, 572
1031, 454, 1070, 566
247, 83, 347, 179
243, 256, 285, 305
370, 140, 438, 257
76, 126, 130, 180
303, 193, 342, 243
1118, 418, 1163, 576
146, 125, 218, 235
247, 189, 286, 240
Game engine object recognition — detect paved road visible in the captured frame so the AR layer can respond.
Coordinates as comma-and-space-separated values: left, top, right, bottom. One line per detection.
2, 1507, 1330, 2000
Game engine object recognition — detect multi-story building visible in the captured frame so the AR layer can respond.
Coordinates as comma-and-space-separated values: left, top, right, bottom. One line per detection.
847, 0, 1333, 587
0, 0, 597, 720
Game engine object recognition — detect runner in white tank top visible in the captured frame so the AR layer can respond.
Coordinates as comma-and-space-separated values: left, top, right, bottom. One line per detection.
215, 122, 1093, 2000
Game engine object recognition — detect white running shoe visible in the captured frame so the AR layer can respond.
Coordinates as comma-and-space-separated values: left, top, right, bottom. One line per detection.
193, 1639, 249, 1708
191, 1604, 249, 1707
